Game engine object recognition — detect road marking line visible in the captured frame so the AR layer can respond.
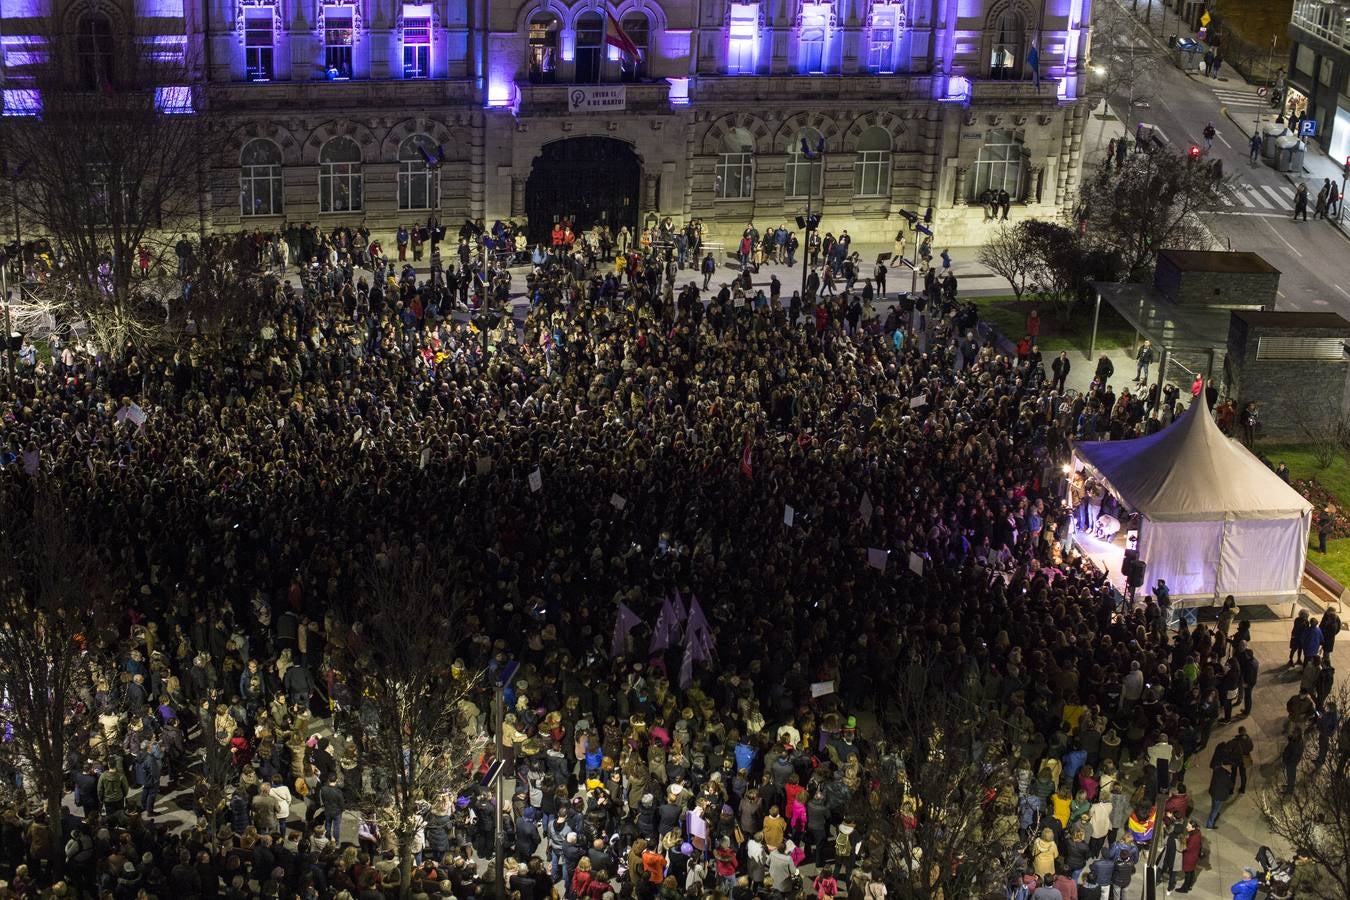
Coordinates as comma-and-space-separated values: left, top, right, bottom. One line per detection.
1233, 187, 1254, 207
1264, 217, 1303, 256
1338, 285, 1350, 298
1213, 210, 1294, 218
1217, 132, 1232, 148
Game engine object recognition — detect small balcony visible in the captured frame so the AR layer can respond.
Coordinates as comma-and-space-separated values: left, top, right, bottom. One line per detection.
205, 78, 478, 113
512, 80, 676, 117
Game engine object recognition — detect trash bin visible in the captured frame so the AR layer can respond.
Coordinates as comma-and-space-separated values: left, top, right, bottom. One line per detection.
1170, 38, 1202, 71
1275, 135, 1304, 172
1262, 123, 1290, 162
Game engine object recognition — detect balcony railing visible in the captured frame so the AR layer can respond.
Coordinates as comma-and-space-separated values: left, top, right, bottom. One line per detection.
1291, 0, 1350, 52
205, 78, 477, 112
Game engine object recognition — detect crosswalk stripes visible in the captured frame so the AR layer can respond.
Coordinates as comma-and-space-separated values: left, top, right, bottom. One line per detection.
1213, 181, 1295, 215
1212, 87, 1266, 110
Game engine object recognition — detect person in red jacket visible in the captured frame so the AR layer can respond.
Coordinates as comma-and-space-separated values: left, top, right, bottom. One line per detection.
714, 837, 740, 893
1177, 819, 1203, 893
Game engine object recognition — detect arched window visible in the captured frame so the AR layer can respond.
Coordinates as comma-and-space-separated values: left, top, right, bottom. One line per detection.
398, 134, 440, 211
77, 13, 114, 91
241, 139, 284, 217
715, 128, 754, 200
318, 135, 363, 213
853, 127, 891, 197
619, 12, 649, 82
989, 11, 1024, 80
971, 129, 1028, 201
528, 12, 560, 83
784, 127, 824, 200
575, 12, 604, 84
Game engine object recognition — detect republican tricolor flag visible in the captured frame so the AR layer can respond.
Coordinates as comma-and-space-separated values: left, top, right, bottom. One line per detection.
605, 9, 641, 60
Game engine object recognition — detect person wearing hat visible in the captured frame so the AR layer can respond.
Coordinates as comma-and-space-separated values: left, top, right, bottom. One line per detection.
1230, 868, 1260, 900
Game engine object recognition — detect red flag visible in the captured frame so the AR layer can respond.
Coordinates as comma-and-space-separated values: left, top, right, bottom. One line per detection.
740, 434, 753, 479
604, 9, 641, 59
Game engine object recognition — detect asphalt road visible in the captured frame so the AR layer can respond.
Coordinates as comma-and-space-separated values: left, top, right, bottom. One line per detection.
1097, 0, 1350, 312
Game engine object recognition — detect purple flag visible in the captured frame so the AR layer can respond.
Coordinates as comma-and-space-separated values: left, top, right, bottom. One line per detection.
684, 595, 715, 662
679, 639, 695, 689
650, 598, 678, 654
611, 602, 644, 658
670, 588, 687, 625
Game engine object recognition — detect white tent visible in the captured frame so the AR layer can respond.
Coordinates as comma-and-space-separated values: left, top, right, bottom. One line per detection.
1073, 398, 1311, 602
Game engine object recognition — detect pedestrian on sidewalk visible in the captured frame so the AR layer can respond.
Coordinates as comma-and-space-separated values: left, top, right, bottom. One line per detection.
1134, 340, 1154, 385
1204, 756, 1234, 828
1202, 49, 1214, 77
1211, 52, 1224, 78
1249, 132, 1263, 165
1329, 181, 1342, 218
1282, 725, 1305, 794
1293, 183, 1309, 221
1315, 180, 1330, 219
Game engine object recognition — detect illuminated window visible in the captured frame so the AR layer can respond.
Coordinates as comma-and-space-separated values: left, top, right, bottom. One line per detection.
619, 12, 649, 82
853, 127, 891, 197
798, 1, 831, 74
784, 127, 824, 200
241, 138, 284, 217
245, 7, 274, 81
727, 3, 758, 75
398, 134, 439, 210
868, 5, 901, 74
989, 11, 1024, 80
528, 12, 560, 83
575, 12, 604, 83
715, 127, 754, 199
319, 135, 362, 212
971, 129, 1027, 199
2, 89, 41, 116
403, 11, 431, 78
77, 13, 114, 91
324, 6, 354, 79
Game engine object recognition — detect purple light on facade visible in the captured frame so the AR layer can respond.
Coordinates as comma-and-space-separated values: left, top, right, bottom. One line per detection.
155, 85, 194, 114
666, 76, 689, 105
2, 88, 41, 116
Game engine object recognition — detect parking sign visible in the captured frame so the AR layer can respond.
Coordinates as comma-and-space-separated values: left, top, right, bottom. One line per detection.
1299, 119, 1318, 137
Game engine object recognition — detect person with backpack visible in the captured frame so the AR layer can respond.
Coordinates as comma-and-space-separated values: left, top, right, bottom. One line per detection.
97, 764, 130, 817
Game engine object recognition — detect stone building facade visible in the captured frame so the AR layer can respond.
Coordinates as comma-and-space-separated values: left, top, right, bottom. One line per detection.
0, 0, 1094, 247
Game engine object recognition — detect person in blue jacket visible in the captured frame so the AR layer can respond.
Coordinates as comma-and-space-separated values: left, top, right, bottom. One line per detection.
1230, 868, 1260, 900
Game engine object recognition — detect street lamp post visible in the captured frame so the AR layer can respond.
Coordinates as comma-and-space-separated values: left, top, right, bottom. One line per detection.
798, 136, 825, 303
491, 659, 518, 900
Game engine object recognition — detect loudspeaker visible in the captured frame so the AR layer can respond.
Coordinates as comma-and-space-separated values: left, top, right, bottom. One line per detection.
1125, 557, 1147, 588
796, 216, 806, 230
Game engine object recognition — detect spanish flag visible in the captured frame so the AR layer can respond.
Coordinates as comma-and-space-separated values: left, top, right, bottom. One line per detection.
605, 9, 641, 60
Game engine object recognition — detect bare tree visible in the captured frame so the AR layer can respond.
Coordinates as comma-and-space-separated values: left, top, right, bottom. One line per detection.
976, 225, 1036, 300
0, 16, 205, 353
0, 491, 114, 878
1087, 0, 1158, 135
1261, 684, 1350, 899
340, 544, 483, 898
860, 659, 1021, 899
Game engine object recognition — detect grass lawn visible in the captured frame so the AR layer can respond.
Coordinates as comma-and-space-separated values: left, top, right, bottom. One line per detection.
1260, 442, 1350, 586
967, 294, 1136, 354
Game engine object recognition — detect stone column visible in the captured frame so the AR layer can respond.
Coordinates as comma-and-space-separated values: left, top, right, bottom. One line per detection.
1031, 166, 1044, 204
954, 167, 967, 205
510, 176, 526, 218
643, 174, 659, 213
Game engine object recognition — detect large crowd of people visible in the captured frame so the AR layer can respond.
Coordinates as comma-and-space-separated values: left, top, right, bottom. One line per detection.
0, 220, 1341, 900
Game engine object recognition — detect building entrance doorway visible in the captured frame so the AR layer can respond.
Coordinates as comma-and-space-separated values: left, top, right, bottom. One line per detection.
525, 137, 640, 245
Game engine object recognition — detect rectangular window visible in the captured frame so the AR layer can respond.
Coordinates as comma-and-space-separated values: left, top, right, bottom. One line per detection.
853, 151, 891, 197
727, 3, 758, 75
868, 7, 896, 74
716, 152, 754, 199
800, 30, 824, 74
245, 8, 275, 81
324, 6, 354, 78
403, 14, 431, 78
